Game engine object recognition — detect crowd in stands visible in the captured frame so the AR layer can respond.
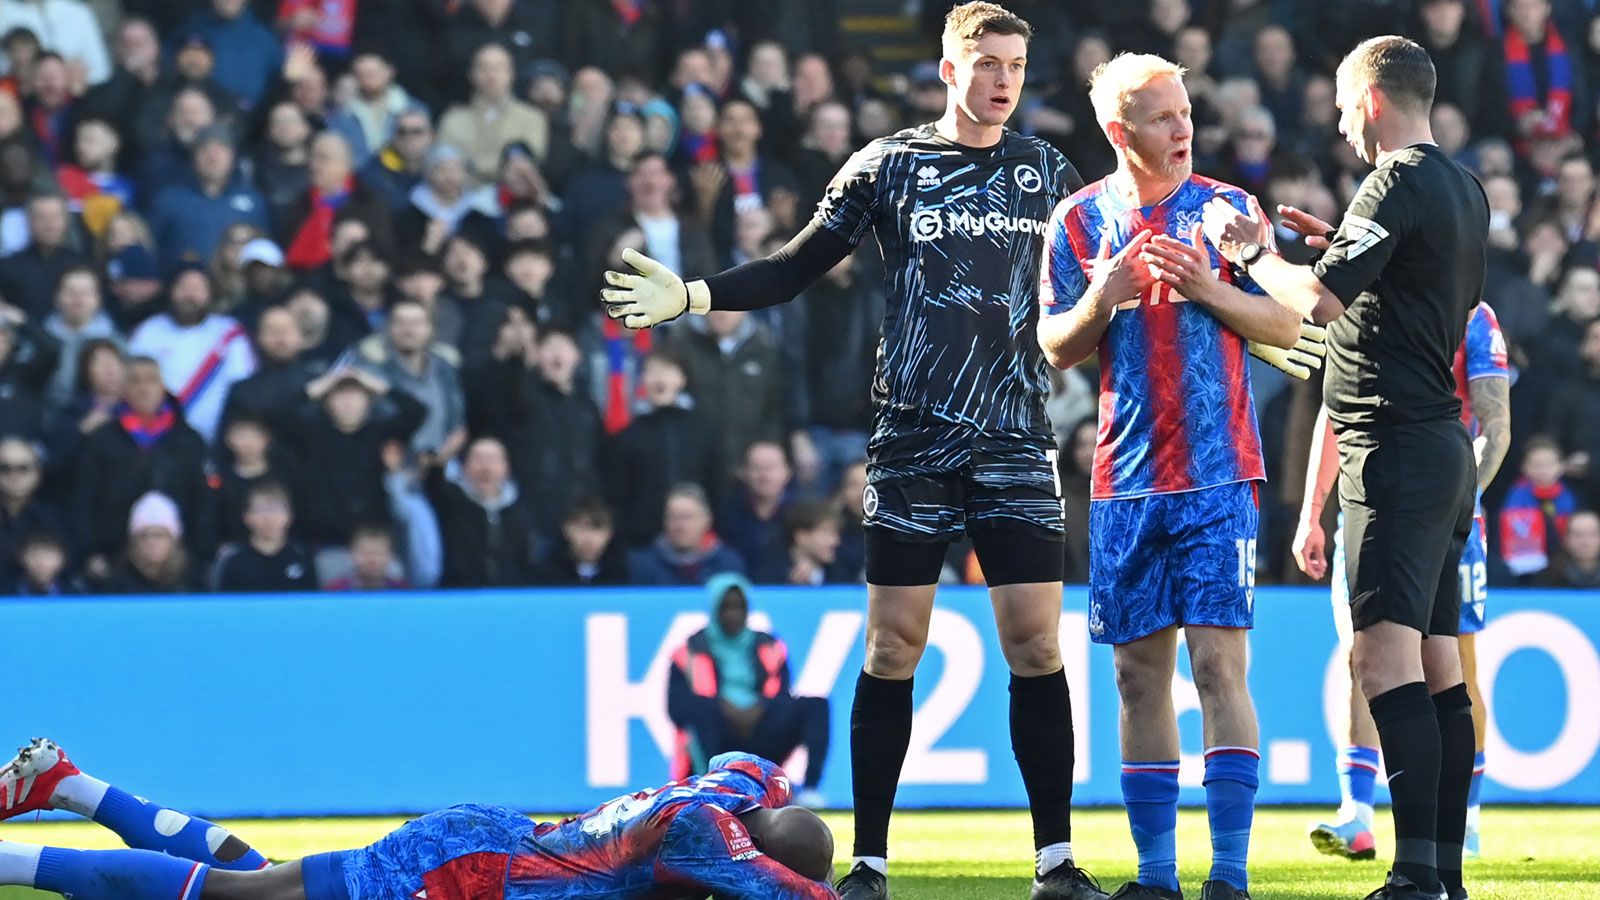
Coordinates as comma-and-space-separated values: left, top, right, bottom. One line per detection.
0, 0, 1597, 594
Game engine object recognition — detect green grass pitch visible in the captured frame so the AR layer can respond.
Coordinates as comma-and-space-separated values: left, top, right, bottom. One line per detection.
2, 807, 1595, 898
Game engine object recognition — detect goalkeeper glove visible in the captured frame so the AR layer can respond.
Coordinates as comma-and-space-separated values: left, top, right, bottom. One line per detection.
1248, 322, 1327, 380
601, 248, 711, 329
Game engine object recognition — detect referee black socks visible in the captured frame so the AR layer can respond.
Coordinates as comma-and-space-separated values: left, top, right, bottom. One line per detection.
850, 670, 915, 860
1433, 683, 1475, 896
1009, 668, 1075, 850
1368, 681, 1442, 894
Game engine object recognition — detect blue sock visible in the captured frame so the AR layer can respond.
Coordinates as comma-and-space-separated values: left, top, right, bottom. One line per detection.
1340, 745, 1380, 824
93, 786, 269, 871
1122, 761, 1180, 892
1468, 750, 1485, 814
35, 846, 208, 900
1204, 748, 1260, 891
301, 851, 353, 900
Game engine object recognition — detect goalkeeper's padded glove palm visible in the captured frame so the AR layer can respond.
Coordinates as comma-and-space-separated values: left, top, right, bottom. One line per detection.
600, 248, 710, 329
1248, 322, 1327, 380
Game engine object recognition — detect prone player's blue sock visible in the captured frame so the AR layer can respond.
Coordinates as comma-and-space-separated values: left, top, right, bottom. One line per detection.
35, 846, 208, 899
93, 786, 269, 871
1204, 747, 1260, 891
1121, 761, 1180, 892
1339, 745, 1380, 827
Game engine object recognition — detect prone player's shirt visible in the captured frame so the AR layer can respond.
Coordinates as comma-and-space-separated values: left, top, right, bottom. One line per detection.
1041, 174, 1266, 501
812, 124, 1082, 442
1453, 301, 1511, 522
505, 752, 835, 898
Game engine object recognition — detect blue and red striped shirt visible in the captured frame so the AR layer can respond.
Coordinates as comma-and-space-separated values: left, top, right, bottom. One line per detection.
1041, 174, 1267, 501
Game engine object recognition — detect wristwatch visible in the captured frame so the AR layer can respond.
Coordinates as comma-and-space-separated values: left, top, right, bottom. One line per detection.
1238, 242, 1266, 271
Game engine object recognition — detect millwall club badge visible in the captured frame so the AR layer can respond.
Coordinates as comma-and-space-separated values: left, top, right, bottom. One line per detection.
863, 485, 879, 519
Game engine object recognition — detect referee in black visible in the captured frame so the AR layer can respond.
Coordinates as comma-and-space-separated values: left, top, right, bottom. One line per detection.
1202, 36, 1485, 900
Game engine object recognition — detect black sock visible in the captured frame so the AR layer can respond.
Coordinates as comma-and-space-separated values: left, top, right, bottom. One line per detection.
850, 670, 914, 859
1010, 668, 1075, 850
1368, 682, 1442, 893
1433, 683, 1474, 895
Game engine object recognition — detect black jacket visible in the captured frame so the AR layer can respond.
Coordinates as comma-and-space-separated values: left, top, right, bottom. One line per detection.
75, 413, 214, 562
425, 469, 540, 588
211, 541, 318, 592
606, 405, 721, 547
470, 360, 602, 535
0, 319, 62, 441
540, 539, 629, 586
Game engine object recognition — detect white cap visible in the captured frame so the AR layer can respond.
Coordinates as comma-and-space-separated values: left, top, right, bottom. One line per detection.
237, 238, 285, 268
128, 491, 182, 538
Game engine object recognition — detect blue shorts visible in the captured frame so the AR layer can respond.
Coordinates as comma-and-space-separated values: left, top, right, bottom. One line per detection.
340, 803, 532, 899
1088, 481, 1259, 645
1333, 514, 1488, 635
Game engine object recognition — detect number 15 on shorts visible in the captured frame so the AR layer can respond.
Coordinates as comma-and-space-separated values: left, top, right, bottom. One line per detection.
1236, 538, 1258, 610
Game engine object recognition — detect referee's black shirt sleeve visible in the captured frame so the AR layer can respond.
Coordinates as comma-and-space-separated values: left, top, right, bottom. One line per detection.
1313, 163, 1415, 305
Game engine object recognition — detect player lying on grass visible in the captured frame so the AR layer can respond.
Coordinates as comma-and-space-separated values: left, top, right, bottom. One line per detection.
0, 739, 837, 899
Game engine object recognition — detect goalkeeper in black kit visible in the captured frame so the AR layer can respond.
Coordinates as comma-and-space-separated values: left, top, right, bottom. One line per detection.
601, 4, 1323, 899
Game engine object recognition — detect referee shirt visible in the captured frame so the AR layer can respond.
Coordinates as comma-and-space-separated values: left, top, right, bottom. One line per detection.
1313, 144, 1489, 432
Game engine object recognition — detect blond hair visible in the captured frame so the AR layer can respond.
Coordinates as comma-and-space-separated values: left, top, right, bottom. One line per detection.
1088, 53, 1187, 128
941, 1, 1032, 59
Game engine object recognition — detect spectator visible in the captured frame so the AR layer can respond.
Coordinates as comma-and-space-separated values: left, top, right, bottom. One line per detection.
212, 411, 299, 545
501, 238, 557, 321
99, 490, 198, 592
127, 266, 255, 443
444, 0, 557, 98
205, 221, 265, 313
595, 153, 716, 323
541, 494, 627, 585
378, 439, 444, 589
77, 18, 165, 160
359, 104, 433, 212
666, 572, 829, 802
0, 305, 63, 441
1501, 0, 1589, 146
279, 131, 393, 272
438, 232, 512, 374
759, 499, 849, 586
328, 53, 417, 167
324, 522, 407, 591
564, 107, 646, 241
270, 365, 425, 546
74, 356, 213, 576
1218, 106, 1278, 195
1251, 25, 1306, 138
1500, 435, 1581, 578
222, 304, 323, 427
9, 529, 83, 594
696, 97, 801, 259
437, 43, 548, 183
559, 0, 662, 84
253, 101, 313, 226
424, 435, 538, 587
1543, 508, 1600, 588
41, 263, 120, 414
173, 0, 281, 109
720, 441, 792, 581
211, 478, 317, 591
628, 483, 743, 585
354, 297, 466, 464
393, 256, 464, 349
791, 101, 853, 208
792, 255, 882, 493
101, 212, 165, 326
278, 0, 355, 62
396, 144, 498, 258
40, 337, 123, 482
24, 53, 78, 167
668, 309, 787, 489
607, 351, 721, 546
0, 194, 88, 319
1533, 152, 1596, 243
1417, 0, 1512, 140
1542, 317, 1600, 505
0, 0, 112, 86
58, 118, 135, 219
147, 126, 271, 274
0, 436, 68, 585
832, 460, 866, 583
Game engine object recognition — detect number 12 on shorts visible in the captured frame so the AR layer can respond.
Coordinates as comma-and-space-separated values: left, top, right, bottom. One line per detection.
1236, 538, 1258, 610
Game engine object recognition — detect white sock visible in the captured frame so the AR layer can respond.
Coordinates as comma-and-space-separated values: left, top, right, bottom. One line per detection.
1352, 801, 1375, 830
0, 840, 43, 887
49, 773, 110, 819
1036, 841, 1074, 876
853, 856, 888, 876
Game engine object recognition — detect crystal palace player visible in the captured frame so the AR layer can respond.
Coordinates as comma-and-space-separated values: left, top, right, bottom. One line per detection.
603, 4, 1108, 898
1203, 36, 1489, 900
1296, 302, 1510, 862
0, 740, 835, 899
1037, 53, 1321, 900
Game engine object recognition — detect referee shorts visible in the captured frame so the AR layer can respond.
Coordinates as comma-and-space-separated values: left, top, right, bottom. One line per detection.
1337, 419, 1475, 637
